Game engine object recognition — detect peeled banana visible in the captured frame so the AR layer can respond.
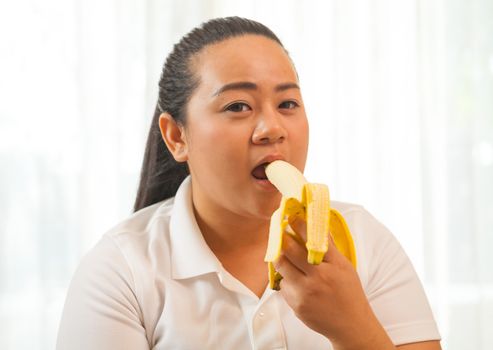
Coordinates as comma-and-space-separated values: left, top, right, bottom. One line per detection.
264, 160, 357, 290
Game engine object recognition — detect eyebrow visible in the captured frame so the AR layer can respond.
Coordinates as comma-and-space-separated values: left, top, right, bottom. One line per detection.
212, 81, 300, 97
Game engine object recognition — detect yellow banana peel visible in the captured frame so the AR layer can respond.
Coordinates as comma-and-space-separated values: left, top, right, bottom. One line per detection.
264, 160, 357, 290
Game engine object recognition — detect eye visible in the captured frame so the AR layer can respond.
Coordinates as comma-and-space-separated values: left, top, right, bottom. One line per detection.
225, 102, 251, 112
279, 100, 299, 109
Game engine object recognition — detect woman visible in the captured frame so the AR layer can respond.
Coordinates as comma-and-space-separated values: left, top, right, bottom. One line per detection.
57, 17, 441, 349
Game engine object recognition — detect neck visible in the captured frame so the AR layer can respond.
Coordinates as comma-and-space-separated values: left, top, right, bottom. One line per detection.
189, 179, 276, 298
191, 185, 274, 256
193, 201, 270, 255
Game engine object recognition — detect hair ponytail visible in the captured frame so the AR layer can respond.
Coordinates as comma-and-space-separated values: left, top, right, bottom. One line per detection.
133, 106, 189, 212
133, 16, 284, 212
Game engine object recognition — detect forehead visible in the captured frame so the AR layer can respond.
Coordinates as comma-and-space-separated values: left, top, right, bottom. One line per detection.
192, 35, 298, 93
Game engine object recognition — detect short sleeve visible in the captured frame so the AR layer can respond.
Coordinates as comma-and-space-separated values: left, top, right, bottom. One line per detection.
357, 209, 441, 345
56, 235, 150, 350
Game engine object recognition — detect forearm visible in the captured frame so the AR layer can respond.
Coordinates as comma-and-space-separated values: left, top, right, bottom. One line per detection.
332, 328, 395, 350
328, 306, 395, 350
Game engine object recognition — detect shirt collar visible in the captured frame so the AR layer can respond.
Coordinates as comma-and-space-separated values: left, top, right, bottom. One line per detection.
169, 175, 223, 279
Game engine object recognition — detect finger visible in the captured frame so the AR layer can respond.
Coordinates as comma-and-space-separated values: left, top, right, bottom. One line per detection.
323, 231, 345, 263
280, 233, 314, 274
288, 216, 307, 242
289, 216, 338, 266
273, 252, 305, 282
284, 229, 305, 247
277, 274, 301, 306
322, 231, 335, 263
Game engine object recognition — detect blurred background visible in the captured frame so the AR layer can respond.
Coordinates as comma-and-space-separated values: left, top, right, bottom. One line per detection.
0, 0, 492, 349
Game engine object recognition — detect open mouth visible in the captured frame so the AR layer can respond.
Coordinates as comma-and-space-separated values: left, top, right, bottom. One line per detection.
251, 162, 269, 180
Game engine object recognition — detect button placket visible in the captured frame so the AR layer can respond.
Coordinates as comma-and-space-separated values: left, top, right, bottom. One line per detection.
251, 297, 286, 350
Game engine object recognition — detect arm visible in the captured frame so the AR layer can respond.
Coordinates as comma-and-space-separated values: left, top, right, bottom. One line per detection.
56, 236, 150, 350
274, 227, 394, 350
397, 341, 442, 349
273, 216, 441, 350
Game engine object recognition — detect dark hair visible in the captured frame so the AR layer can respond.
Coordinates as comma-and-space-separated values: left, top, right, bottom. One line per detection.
133, 17, 285, 212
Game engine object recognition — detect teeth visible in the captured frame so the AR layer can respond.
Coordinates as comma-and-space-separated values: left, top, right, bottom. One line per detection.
264, 160, 357, 290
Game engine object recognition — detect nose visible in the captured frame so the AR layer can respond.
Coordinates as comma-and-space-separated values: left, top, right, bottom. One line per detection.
251, 110, 287, 145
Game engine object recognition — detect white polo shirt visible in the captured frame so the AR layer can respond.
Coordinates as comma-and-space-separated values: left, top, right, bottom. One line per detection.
56, 176, 441, 349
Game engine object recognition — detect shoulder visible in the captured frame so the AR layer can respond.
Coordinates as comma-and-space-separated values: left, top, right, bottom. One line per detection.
72, 197, 176, 290
104, 197, 175, 251
94, 197, 177, 283
330, 200, 409, 284
57, 200, 177, 349
60, 198, 178, 343
331, 201, 441, 344
108, 197, 175, 238
331, 200, 398, 247
65, 195, 179, 305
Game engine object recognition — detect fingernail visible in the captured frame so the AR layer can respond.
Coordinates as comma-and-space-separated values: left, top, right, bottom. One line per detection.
288, 215, 299, 226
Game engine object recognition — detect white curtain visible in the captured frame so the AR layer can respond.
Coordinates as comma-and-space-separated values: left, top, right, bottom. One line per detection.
1, 0, 491, 349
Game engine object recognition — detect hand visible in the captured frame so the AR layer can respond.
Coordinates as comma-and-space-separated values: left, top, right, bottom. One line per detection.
273, 217, 394, 350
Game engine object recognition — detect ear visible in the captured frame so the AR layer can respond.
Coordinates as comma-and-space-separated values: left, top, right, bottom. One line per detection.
158, 113, 188, 162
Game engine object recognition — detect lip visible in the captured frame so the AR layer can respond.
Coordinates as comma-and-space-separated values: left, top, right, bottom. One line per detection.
252, 178, 278, 192
253, 153, 286, 169
251, 153, 286, 191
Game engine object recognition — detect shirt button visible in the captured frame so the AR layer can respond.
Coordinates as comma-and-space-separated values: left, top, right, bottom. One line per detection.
259, 312, 265, 317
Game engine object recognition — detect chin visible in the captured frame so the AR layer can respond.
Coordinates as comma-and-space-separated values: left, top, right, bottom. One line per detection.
254, 199, 280, 220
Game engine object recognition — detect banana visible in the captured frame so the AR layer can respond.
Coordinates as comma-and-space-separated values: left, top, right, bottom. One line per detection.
264, 160, 357, 290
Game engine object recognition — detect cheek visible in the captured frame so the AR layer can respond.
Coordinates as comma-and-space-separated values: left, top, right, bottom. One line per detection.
289, 117, 309, 168
290, 117, 309, 146
299, 118, 309, 143
186, 121, 248, 170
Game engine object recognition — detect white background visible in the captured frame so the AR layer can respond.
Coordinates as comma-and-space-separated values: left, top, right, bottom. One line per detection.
1, 0, 492, 349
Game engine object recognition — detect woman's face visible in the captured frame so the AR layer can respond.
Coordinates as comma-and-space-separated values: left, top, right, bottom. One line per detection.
183, 34, 309, 220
